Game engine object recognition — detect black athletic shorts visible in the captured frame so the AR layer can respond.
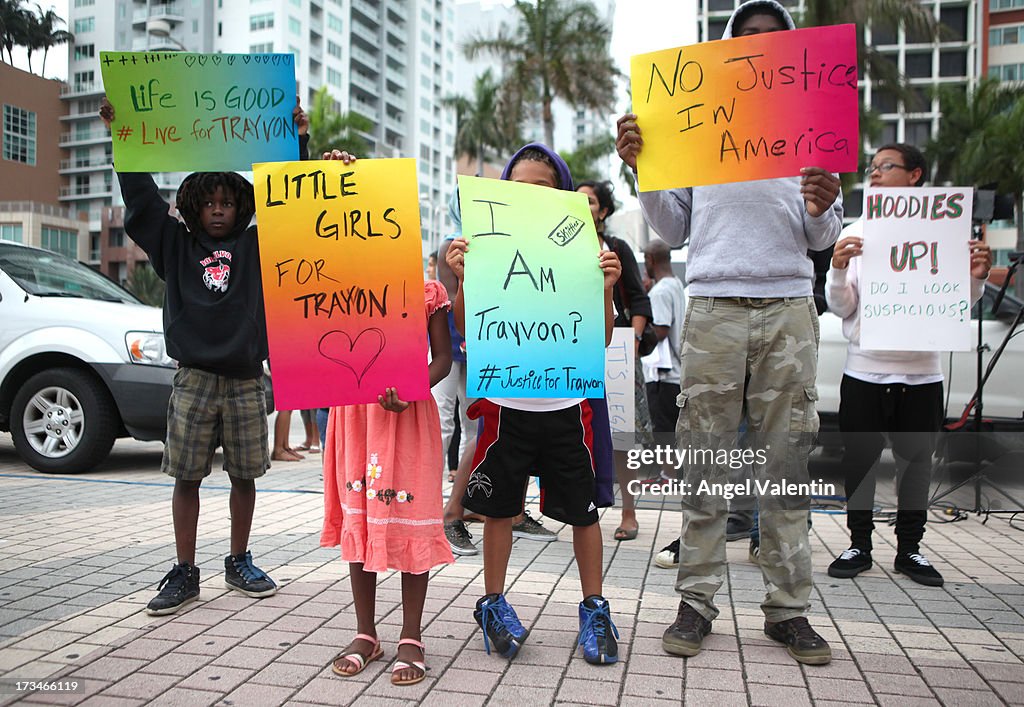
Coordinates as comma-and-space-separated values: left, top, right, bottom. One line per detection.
461, 399, 599, 527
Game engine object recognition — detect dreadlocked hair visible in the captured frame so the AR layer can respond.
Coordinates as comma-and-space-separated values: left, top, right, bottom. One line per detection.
175, 172, 256, 235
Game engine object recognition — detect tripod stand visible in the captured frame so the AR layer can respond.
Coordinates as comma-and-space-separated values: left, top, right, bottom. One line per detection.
930, 249, 1024, 516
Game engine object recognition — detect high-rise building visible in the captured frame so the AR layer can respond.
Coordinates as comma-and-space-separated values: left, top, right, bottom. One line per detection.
982, 0, 1024, 265
64, 0, 457, 276
985, 0, 1024, 82
697, 0, 981, 216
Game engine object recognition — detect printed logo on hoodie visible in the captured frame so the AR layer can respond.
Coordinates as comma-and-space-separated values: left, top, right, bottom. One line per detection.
200, 250, 232, 293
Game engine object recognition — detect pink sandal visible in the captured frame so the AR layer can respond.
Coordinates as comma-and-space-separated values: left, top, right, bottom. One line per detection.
390, 637, 426, 686
331, 633, 383, 677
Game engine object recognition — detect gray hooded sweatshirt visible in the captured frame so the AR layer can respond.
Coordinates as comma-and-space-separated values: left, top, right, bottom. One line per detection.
636, 0, 843, 298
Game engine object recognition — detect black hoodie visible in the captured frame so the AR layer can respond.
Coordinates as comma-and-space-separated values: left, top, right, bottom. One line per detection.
118, 134, 309, 379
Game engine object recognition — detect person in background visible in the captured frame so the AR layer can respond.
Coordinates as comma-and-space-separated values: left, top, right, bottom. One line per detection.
825, 143, 991, 587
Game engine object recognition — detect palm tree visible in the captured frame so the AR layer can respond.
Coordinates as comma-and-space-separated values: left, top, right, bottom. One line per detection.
462, 0, 618, 148
442, 68, 522, 175
126, 263, 165, 307
559, 134, 615, 185
306, 86, 374, 159
928, 78, 1023, 184
33, 3, 72, 77
0, 0, 30, 65
930, 80, 1024, 296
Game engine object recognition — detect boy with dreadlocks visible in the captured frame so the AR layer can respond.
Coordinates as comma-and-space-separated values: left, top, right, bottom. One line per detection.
99, 97, 310, 616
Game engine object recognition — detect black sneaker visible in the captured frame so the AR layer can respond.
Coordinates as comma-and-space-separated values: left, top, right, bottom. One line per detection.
662, 600, 712, 656
224, 551, 277, 597
145, 562, 199, 616
827, 547, 872, 578
764, 617, 832, 665
445, 519, 478, 556
894, 552, 944, 587
654, 538, 680, 569
726, 516, 751, 541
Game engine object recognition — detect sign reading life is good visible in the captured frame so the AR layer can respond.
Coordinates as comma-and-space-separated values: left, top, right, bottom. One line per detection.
100, 52, 298, 171
458, 175, 605, 399
630, 24, 859, 191
253, 159, 429, 409
859, 186, 974, 352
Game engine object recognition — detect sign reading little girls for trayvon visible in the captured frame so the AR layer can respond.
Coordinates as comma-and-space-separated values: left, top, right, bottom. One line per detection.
859, 186, 974, 351
253, 159, 429, 409
458, 175, 605, 398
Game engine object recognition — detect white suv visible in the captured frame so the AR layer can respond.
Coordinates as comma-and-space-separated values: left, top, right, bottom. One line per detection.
816, 282, 1024, 447
0, 242, 175, 473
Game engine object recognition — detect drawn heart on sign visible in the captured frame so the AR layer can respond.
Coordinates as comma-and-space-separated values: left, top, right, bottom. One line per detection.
272, 55, 282, 66
227, 55, 235, 66
212, 55, 221, 65
318, 328, 386, 387
242, 55, 251, 64
197, 56, 208, 67
184, 55, 196, 68
254, 55, 263, 64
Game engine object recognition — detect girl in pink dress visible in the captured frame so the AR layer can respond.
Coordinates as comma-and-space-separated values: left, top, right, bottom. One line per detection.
321, 277, 454, 686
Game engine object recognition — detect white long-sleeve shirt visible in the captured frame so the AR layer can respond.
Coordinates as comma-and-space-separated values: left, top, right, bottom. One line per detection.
826, 219, 986, 380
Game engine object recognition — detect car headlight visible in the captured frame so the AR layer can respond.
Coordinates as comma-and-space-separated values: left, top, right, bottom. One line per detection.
125, 332, 176, 367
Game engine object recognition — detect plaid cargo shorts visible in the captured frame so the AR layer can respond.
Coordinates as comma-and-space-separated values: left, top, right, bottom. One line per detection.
162, 367, 270, 481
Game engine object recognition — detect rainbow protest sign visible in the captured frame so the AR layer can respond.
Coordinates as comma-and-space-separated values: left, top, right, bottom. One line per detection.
630, 24, 858, 191
253, 159, 428, 409
458, 175, 605, 399
101, 52, 298, 172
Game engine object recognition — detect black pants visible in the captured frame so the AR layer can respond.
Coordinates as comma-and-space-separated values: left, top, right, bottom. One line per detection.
646, 381, 681, 438
839, 375, 943, 553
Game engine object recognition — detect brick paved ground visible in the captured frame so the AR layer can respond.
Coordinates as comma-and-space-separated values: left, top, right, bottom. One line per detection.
1, 431, 1023, 706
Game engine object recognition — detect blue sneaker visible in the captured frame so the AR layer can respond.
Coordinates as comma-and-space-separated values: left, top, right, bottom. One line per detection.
578, 595, 619, 665
473, 593, 529, 658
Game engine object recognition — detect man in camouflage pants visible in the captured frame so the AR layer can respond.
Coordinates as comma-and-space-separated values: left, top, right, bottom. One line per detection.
615, 0, 842, 667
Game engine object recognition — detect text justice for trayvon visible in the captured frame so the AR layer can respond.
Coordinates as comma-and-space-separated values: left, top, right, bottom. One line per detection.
645, 48, 856, 161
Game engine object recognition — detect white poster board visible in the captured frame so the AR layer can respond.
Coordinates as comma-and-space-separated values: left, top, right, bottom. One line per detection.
860, 186, 974, 351
605, 327, 636, 451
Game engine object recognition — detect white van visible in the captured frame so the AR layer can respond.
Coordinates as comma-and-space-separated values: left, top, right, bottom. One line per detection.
0, 242, 175, 473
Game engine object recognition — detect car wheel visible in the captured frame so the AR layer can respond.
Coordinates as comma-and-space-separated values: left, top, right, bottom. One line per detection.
10, 368, 119, 474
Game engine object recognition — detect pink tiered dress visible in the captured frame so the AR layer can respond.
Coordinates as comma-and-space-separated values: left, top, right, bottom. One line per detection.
320, 280, 454, 574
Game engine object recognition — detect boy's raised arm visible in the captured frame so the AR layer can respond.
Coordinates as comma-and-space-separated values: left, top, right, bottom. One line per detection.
100, 99, 179, 275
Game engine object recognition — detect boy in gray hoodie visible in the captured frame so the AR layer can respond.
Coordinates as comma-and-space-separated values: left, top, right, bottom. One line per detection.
616, 0, 841, 665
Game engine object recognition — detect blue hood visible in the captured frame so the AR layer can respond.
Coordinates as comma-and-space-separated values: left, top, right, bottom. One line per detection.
499, 142, 575, 191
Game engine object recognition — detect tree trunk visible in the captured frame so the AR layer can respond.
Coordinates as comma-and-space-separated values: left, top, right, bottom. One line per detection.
543, 97, 554, 148
1015, 193, 1024, 301
41, 48, 48, 77
476, 153, 484, 177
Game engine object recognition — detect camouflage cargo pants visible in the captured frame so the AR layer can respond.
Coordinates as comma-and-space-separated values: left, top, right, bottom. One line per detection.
674, 296, 819, 623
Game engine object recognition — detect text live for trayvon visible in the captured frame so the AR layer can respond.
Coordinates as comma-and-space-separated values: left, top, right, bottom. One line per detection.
624, 446, 837, 499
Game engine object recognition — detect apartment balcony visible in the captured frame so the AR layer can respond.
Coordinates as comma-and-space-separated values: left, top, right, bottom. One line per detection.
59, 184, 114, 200
351, 45, 380, 72
59, 130, 111, 147
350, 98, 380, 123
350, 72, 378, 94
352, 0, 381, 29
59, 157, 112, 174
130, 35, 185, 51
132, 3, 184, 25
60, 82, 103, 98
